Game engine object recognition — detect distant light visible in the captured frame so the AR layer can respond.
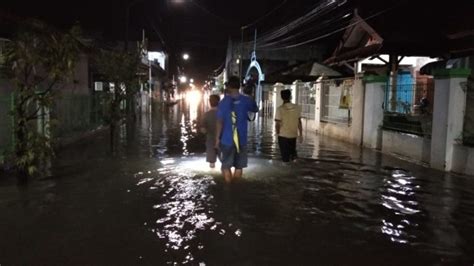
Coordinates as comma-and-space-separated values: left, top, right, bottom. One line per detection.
179, 76, 187, 83
186, 89, 202, 105
236, 58, 240, 64
182, 53, 190, 60
190, 78, 194, 83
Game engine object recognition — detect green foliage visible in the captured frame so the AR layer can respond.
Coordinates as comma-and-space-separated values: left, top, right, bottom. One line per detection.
4, 20, 81, 178
96, 49, 140, 127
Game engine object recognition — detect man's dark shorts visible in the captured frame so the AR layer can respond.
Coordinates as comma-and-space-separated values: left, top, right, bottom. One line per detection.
219, 144, 248, 169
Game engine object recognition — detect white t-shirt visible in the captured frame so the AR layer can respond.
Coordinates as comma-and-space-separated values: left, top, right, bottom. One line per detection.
275, 103, 301, 138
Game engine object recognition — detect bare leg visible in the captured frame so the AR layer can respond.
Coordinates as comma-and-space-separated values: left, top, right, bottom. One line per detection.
233, 168, 243, 179
222, 168, 232, 183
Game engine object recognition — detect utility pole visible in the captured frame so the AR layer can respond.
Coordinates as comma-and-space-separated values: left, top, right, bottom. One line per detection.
239, 27, 244, 84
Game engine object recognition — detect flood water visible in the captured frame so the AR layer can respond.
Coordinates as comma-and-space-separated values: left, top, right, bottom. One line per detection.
1, 99, 474, 265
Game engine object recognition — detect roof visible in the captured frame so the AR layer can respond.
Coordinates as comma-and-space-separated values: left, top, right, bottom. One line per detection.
264, 60, 342, 84
325, 1, 474, 64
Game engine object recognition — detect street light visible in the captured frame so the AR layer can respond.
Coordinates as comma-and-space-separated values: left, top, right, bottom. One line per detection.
182, 53, 190, 60
179, 76, 188, 83
190, 78, 194, 83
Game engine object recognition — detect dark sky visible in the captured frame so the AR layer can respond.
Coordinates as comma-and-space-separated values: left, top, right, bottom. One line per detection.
1, 0, 472, 82
0, 0, 347, 82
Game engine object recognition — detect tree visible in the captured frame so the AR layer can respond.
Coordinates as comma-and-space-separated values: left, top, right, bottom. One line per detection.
4, 21, 81, 179
96, 49, 140, 151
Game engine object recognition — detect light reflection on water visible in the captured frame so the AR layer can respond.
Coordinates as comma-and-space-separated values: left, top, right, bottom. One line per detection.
135, 157, 246, 265
1, 102, 474, 265
380, 169, 421, 244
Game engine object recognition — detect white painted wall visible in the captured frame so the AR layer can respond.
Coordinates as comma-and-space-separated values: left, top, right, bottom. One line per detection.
314, 78, 323, 132
382, 130, 431, 163
350, 78, 364, 145
362, 82, 385, 149
451, 144, 474, 175
317, 78, 363, 145
272, 83, 285, 117
431, 77, 468, 171
319, 122, 352, 142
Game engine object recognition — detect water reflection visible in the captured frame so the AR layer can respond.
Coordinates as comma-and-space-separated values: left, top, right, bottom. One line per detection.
134, 157, 244, 265
1, 102, 474, 265
380, 169, 421, 244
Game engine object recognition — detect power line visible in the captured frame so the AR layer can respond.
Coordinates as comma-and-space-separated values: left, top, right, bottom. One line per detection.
245, 0, 344, 46
256, 12, 350, 49
241, 0, 288, 30
257, 4, 397, 51
146, 16, 167, 48
189, 0, 236, 27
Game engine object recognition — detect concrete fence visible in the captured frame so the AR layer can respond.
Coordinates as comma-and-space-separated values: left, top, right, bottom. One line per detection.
270, 68, 474, 176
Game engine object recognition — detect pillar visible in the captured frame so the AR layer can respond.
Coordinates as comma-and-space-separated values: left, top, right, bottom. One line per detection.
362, 75, 387, 149
314, 77, 323, 132
273, 83, 285, 118
430, 68, 471, 171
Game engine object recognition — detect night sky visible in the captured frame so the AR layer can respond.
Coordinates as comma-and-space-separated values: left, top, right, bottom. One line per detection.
0, 0, 349, 82
1, 0, 472, 82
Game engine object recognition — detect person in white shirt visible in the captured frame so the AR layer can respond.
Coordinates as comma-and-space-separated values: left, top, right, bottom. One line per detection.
275, 89, 303, 162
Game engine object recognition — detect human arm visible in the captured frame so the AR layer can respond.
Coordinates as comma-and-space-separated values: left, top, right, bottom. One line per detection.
250, 98, 259, 113
298, 106, 303, 143
275, 107, 281, 136
275, 120, 281, 135
215, 118, 222, 148
200, 113, 207, 134
298, 118, 303, 143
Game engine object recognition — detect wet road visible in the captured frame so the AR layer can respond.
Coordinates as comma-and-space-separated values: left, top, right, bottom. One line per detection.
1, 100, 474, 265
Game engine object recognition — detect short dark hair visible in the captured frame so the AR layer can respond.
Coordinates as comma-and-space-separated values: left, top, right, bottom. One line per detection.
243, 83, 254, 95
209, 94, 220, 107
281, 89, 291, 101
225, 76, 240, 90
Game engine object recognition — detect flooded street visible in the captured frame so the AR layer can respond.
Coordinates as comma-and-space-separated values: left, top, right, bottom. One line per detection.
1, 100, 474, 265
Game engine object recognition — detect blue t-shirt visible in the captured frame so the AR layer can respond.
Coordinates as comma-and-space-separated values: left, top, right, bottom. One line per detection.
217, 94, 258, 146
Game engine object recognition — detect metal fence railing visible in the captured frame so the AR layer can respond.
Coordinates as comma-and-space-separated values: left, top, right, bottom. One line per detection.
320, 78, 353, 125
1, 91, 108, 165
297, 82, 316, 120
51, 93, 107, 139
0, 93, 14, 162
383, 83, 434, 136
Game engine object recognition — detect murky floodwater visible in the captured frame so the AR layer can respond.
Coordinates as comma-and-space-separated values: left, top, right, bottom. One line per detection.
1, 100, 474, 265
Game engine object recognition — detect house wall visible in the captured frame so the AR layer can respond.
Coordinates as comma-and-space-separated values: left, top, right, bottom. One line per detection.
362, 78, 385, 149
319, 122, 352, 142
61, 54, 90, 95
317, 77, 363, 146
382, 130, 431, 163
451, 144, 474, 175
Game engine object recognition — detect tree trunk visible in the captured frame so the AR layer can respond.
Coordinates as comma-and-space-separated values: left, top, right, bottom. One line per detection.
14, 104, 28, 180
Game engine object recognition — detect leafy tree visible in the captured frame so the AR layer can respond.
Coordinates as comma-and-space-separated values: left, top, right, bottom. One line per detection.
96, 49, 140, 151
4, 21, 81, 179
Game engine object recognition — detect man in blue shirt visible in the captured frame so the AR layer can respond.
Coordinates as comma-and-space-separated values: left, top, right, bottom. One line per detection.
216, 76, 259, 182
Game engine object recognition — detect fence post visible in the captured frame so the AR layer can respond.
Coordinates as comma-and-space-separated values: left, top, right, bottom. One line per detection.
272, 83, 285, 119
314, 77, 323, 132
362, 75, 387, 149
349, 76, 364, 145
430, 68, 471, 171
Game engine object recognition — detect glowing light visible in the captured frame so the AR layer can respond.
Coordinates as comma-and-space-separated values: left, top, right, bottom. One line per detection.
186, 90, 202, 107
190, 78, 194, 83
182, 53, 190, 60
179, 76, 187, 83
